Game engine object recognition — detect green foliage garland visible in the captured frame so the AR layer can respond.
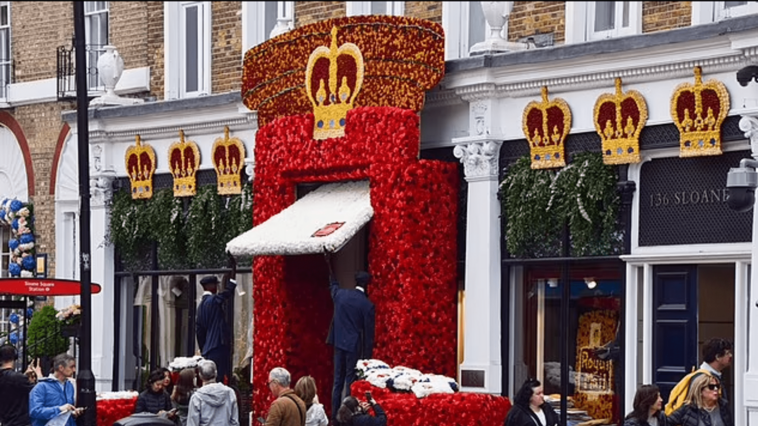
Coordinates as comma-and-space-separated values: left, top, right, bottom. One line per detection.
27, 305, 70, 359
499, 152, 621, 258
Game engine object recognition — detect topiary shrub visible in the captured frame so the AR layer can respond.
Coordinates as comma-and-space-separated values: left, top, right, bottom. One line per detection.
26, 305, 70, 360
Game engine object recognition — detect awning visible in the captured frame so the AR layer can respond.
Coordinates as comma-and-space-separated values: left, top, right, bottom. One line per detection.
226, 180, 373, 256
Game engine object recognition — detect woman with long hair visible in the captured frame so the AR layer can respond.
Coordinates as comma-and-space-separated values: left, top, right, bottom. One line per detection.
294, 375, 328, 426
335, 395, 386, 426
170, 368, 197, 426
667, 374, 732, 426
624, 384, 666, 426
503, 378, 559, 426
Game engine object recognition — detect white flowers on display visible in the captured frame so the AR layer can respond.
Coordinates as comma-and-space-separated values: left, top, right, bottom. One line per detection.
96, 390, 139, 401
168, 355, 205, 372
355, 359, 459, 399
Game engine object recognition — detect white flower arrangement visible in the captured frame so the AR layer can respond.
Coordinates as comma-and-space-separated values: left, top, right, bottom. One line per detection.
355, 359, 459, 398
96, 390, 139, 401
168, 355, 205, 372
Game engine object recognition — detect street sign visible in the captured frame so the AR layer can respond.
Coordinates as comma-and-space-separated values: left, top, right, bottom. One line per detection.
0, 278, 102, 296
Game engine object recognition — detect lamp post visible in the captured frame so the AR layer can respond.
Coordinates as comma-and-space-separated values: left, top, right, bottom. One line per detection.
73, 2, 96, 425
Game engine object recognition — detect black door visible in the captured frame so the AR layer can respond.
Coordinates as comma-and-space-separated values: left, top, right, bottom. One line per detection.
652, 265, 698, 401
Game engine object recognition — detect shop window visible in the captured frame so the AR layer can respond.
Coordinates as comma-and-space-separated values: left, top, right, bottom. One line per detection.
241, 1, 294, 53
85, 1, 109, 91
0, 1, 10, 100
165, 2, 211, 99
516, 265, 623, 425
565, 1, 642, 44
346, 2, 404, 16
442, 2, 487, 60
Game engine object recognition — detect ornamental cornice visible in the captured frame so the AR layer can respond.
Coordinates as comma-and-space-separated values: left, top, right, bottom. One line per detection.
452, 137, 503, 181
87, 113, 257, 144
424, 89, 463, 109
455, 83, 499, 102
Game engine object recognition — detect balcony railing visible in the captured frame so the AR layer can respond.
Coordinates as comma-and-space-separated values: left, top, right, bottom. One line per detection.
56, 40, 106, 101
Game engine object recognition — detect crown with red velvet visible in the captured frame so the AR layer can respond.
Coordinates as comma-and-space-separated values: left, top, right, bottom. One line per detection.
670, 66, 730, 157
522, 87, 572, 169
169, 130, 201, 197
125, 135, 156, 199
594, 78, 648, 165
212, 126, 246, 195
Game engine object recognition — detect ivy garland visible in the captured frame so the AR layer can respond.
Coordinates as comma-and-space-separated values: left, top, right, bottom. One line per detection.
109, 183, 253, 271
499, 152, 622, 258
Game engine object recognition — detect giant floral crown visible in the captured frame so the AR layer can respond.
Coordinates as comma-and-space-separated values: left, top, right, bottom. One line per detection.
125, 135, 156, 199
212, 127, 246, 195
168, 130, 200, 197
522, 87, 572, 169
593, 78, 648, 165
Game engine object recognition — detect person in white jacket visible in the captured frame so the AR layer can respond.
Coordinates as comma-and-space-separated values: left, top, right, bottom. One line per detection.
294, 376, 328, 426
187, 360, 239, 426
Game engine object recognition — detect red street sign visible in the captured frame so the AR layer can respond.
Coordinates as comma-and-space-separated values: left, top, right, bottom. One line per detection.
0, 278, 102, 296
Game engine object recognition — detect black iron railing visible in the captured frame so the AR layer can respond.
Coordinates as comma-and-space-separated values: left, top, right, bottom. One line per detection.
56, 40, 105, 101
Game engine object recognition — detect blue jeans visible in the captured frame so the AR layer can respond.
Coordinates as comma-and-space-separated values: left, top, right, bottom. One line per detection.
331, 347, 359, 420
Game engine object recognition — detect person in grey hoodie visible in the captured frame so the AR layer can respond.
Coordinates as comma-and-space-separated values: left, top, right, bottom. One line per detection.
187, 360, 239, 426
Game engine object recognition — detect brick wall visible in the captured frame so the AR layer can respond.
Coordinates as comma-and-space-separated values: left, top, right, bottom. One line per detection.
643, 1, 692, 33
295, 2, 346, 27
146, 1, 165, 100
212, 1, 242, 94
405, 1, 442, 24
110, 2, 151, 69
508, 1, 566, 44
12, 2, 73, 83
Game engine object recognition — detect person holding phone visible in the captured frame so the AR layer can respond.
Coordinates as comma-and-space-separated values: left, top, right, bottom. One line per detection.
29, 354, 82, 426
335, 394, 386, 426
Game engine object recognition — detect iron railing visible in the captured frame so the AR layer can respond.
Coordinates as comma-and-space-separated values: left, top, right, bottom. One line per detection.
56, 39, 105, 101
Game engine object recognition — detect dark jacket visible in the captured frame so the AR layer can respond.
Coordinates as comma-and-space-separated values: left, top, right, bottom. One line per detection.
624, 411, 667, 426
326, 278, 375, 356
349, 403, 387, 426
135, 388, 172, 415
667, 400, 732, 426
504, 403, 559, 426
196, 279, 237, 355
0, 367, 35, 426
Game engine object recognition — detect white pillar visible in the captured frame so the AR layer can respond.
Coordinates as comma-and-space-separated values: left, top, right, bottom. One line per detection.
740, 114, 758, 425
453, 96, 504, 394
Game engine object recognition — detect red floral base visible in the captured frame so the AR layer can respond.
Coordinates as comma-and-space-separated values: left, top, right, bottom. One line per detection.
96, 397, 138, 426
351, 380, 512, 426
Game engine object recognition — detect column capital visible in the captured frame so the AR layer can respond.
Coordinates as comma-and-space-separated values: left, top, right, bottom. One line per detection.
453, 137, 503, 182
739, 114, 758, 159
90, 172, 116, 207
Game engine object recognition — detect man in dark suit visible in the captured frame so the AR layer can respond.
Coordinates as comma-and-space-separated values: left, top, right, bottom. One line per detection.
196, 253, 237, 384
325, 252, 375, 421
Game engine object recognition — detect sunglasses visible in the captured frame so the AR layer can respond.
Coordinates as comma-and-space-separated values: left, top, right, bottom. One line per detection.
706, 384, 720, 391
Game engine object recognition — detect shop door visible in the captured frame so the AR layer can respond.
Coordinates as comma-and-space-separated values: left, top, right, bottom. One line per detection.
652, 265, 698, 401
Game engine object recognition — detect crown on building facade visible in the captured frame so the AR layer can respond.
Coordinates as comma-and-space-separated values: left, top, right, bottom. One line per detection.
168, 130, 200, 197
305, 26, 365, 140
212, 126, 245, 195
670, 66, 730, 157
522, 86, 572, 169
125, 135, 156, 199
593, 78, 648, 165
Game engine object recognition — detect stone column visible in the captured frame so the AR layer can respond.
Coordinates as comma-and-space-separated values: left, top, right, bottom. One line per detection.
453, 95, 504, 394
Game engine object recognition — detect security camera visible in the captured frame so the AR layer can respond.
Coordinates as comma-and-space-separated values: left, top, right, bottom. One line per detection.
726, 159, 758, 212
737, 65, 758, 87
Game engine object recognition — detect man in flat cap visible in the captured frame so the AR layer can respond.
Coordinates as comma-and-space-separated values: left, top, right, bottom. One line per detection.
324, 252, 375, 422
196, 253, 237, 384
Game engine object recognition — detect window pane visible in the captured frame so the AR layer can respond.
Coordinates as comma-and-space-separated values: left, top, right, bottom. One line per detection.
725, 1, 748, 8
264, 1, 278, 39
468, 2, 486, 51
594, 2, 616, 32
371, 1, 387, 15
622, 1, 630, 28
184, 5, 199, 93
0, 5, 7, 27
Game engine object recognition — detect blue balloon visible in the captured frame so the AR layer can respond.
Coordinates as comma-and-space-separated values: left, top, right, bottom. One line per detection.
9, 332, 17, 344
8, 239, 18, 251
11, 218, 18, 230
9, 313, 18, 324
10, 200, 22, 212
8, 263, 20, 276
19, 233, 34, 244
22, 256, 35, 270
26, 307, 34, 318
0, 210, 5, 221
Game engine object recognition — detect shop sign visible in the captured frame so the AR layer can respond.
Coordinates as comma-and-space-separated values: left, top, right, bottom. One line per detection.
0, 278, 102, 296
638, 150, 752, 246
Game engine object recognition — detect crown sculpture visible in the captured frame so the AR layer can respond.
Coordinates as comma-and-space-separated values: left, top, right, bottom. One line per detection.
523, 87, 572, 169
594, 78, 648, 165
212, 126, 246, 195
671, 66, 730, 157
168, 130, 201, 197
125, 135, 156, 199
305, 26, 365, 140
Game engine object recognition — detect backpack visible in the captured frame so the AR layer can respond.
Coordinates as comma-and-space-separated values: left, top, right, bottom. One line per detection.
664, 368, 713, 416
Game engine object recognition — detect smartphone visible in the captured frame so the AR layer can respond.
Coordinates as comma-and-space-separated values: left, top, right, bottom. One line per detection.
365, 391, 372, 401
257, 416, 266, 425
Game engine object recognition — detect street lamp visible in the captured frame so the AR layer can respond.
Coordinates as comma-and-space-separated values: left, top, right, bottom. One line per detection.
73, 2, 96, 425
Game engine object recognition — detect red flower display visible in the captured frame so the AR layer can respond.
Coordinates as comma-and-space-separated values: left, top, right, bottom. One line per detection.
96, 396, 138, 426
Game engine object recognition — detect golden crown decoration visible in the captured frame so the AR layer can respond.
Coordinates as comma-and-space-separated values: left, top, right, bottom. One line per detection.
125, 135, 156, 199
522, 86, 572, 169
212, 126, 246, 195
305, 26, 365, 140
593, 78, 648, 165
168, 130, 201, 198
670, 66, 730, 158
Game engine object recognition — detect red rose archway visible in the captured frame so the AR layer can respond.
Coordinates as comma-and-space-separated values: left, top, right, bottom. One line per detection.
236, 16, 509, 425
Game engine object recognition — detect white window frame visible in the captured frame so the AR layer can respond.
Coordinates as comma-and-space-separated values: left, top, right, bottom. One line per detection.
241, 1, 294, 54
442, 2, 489, 60
164, 2, 211, 100
84, 2, 109, 91
0, 1, 10, 100
346, 1, 404, 17
565, 1, 642, 44
694, 1, 758, 24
